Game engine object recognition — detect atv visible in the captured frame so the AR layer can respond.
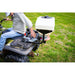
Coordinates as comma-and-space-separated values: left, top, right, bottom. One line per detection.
0, 16, 55, 62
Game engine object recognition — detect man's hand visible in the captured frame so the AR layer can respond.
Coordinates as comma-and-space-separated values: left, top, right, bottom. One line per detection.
30, 27, 36, 38
6, 18, 12, 21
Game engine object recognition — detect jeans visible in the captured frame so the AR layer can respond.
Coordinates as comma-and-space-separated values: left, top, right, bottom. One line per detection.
0, 28, 23, 51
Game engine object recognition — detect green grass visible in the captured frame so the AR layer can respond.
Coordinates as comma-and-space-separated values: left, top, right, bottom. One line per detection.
0, 13, 75, 62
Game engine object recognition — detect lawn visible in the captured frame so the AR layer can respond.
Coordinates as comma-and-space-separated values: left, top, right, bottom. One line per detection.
0, 13, 75, 62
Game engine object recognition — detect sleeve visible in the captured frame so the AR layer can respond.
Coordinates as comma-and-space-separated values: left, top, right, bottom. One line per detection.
18, 13, 33, 29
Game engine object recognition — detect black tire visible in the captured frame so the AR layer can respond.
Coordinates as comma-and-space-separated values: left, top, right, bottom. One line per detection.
4, 55, 16, 62
20, 56, 30, 62
4, 54, 30, 62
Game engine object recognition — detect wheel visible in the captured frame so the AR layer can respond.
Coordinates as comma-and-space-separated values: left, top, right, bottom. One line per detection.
4, 54, 30, 62
20, 56, 30, 62
4, 55, 16, 62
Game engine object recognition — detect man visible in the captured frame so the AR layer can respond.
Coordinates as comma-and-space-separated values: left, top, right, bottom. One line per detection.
0, 12, 36, 54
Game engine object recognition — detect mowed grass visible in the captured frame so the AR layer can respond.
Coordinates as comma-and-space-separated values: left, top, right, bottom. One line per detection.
0, 13, 75, 62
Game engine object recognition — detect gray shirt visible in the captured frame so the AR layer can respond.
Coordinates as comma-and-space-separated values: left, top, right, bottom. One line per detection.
13, 13, 32, 34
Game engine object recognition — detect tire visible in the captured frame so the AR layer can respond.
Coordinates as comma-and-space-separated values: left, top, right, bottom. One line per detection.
20, 56, 30, 62
4, 54, 30, 62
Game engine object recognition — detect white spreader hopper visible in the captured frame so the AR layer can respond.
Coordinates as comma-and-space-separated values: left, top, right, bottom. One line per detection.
35, 16, 55, 33
35, 16, 55, 43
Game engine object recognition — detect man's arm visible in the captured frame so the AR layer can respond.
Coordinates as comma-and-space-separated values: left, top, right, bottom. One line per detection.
22, 14, 36, 38
18, 13, 36, 38
18, 13, 32, 29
